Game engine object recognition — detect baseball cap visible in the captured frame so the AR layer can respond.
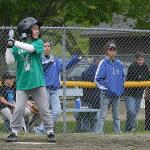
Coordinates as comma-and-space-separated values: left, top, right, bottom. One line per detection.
2, 73, 14, 81
107, 43, 116, 49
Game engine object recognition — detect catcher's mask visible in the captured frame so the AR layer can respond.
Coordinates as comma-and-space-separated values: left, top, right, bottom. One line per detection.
17, 17, 42, 35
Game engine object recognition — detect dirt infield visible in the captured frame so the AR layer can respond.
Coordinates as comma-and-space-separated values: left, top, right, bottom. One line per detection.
0, 133, 150, 150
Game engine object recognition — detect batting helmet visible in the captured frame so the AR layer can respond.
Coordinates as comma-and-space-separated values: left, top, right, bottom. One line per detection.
17, 17, 42, 34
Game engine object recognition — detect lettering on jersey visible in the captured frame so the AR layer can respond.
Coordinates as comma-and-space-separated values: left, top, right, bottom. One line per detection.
112, 68, 120, 75
18, 49, 31, 71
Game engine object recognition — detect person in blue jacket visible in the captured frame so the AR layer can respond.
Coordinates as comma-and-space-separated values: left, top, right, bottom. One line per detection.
95, 41, 125, 134
34, 40, 81, 134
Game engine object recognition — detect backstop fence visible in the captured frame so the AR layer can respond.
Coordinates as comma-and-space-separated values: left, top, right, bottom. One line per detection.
0, 27, 150, 135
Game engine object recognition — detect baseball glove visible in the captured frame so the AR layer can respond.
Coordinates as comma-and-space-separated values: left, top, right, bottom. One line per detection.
31, 103, 39, 114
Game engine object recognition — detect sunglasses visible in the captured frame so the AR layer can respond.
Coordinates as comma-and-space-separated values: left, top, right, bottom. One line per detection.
108, 47, 116, 51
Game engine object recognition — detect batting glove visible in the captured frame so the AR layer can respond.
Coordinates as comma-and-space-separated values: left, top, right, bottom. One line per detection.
7, 39, 15, 48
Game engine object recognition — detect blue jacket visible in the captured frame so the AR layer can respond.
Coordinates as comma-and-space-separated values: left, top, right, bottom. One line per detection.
42, 54, 80, 90
95, 57, 125, 97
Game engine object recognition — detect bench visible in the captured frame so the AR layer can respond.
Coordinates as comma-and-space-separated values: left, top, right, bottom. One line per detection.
57, 87, 100, 113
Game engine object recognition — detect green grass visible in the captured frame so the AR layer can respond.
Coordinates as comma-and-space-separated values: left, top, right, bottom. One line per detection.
103, 119, 145, 134
55, 119, 147, 134
0, 119, 148, 134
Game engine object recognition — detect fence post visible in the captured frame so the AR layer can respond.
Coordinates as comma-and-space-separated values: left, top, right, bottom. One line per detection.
62, 28, 67, 135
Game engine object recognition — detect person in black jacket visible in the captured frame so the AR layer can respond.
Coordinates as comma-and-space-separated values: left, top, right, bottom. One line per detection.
124, 52, 150, 132
80, 57, 100, 109
76, 57, 101, 132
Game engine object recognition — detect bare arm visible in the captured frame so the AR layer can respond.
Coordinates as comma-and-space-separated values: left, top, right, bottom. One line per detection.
0, 97, 15, 108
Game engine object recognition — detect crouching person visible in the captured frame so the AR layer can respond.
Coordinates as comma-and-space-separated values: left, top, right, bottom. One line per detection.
0, 73, 27, 132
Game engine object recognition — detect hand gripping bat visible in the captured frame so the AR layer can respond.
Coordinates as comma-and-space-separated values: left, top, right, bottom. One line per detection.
7, 29, 15, 48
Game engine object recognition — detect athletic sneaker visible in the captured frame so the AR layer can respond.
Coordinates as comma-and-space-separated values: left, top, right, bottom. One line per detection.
33, 126, 43, 134
33, 125, 46, 135
6, 132, 17, 142
130, 128, 136, 132
47, 132, 56, 143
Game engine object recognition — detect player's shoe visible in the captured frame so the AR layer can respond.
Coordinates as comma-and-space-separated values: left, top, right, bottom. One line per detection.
47, 132, 56, 143
6, 132, 17, 142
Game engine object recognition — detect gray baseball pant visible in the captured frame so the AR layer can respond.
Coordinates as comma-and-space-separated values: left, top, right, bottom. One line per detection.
11, 86, 53, 133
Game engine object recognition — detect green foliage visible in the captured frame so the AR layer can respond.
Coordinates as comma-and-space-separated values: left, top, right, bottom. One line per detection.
0, 0, 149, 29
0, 0, 149, 56
125, 0, 150, 29
42, 28, 89, 56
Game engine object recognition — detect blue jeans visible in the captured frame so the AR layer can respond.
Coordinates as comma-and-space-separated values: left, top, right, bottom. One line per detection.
95, 91, 120, 134
125, 96, 141, 132
34, 89, 62, 134
47, 89, 62, 123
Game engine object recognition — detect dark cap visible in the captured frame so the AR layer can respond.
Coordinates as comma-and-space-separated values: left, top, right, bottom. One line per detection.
135, 52, 144, 59
2, 73, 14, 81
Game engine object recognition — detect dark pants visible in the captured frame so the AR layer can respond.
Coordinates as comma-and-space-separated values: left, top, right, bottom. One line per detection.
145, 101, 150, 130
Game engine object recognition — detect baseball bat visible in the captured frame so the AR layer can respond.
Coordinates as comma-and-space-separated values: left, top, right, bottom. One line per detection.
8, 29, 14, 47
8, 29, 14, 39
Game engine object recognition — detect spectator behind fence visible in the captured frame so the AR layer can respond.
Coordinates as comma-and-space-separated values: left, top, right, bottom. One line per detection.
145, 87, 150, 130
95, 41, 125, 134
33, 40, 81, 134
124, 52, 150, 132
0, 73, 28, 132
5, 17, 55, 143
75, 57, 101, 132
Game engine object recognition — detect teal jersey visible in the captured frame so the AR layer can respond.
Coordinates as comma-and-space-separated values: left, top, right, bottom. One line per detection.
12, 39, 45, 90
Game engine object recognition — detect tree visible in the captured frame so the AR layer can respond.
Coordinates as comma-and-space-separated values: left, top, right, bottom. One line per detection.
125, 0, 150, 29
0, 0, 66, 26
0, 0, 149, 29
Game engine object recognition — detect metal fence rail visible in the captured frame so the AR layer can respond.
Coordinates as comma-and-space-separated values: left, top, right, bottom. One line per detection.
0, 27, 150, 135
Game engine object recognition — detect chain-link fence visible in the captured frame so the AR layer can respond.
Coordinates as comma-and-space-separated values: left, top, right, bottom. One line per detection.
0, 27, 150, 135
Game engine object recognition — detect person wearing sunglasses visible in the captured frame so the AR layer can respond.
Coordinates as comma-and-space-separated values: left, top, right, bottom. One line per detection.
94, 41, 125, 134
124, 52, 150, 132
